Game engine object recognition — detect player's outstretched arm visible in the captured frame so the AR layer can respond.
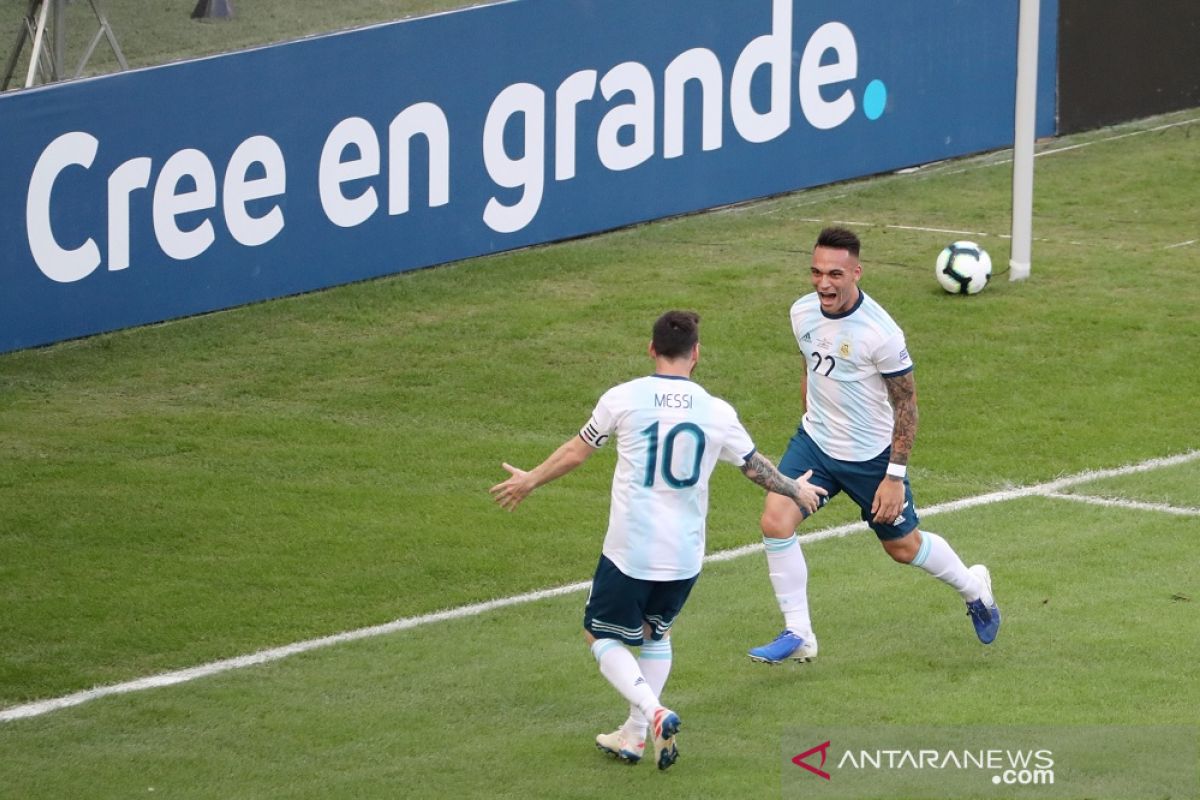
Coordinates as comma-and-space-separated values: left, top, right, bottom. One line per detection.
490, 435, 595, 511
740, 453, 826, 514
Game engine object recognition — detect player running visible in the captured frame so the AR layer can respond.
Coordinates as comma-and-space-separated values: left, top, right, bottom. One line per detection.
748, 227, 1001, 665
492, 310, 825, 770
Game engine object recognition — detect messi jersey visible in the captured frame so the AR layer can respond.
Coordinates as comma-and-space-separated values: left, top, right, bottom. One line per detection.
790, 290, 913, 462
578, 374, 756, 581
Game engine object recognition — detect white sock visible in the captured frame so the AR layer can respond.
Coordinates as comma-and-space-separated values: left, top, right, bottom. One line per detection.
591, 639, 660, 721
764, 534, 813, 638
910, 531, 981, 601
623, 637, 672, 738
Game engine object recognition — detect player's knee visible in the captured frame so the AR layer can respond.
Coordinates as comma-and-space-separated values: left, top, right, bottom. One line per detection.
759, 508, 795, 539
882, 535, 919, 564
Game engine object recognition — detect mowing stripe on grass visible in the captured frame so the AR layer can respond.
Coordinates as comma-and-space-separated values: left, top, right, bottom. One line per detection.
2, 449, 1197, 724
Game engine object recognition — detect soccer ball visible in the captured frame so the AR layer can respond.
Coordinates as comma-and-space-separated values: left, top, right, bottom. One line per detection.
935, 241, 992, 295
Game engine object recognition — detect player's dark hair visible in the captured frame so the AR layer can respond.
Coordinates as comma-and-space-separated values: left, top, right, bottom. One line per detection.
652, 310, 700, 359
816, 226, 861, 257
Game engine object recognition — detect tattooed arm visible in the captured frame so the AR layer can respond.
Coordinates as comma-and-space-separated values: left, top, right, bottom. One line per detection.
740, 452, 826, 514
870, 371, 919, 523
883, 371, 919, 468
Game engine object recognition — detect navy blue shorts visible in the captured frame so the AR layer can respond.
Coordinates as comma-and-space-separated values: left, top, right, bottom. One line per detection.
583, 555, 698, 646
777, 426, 920, 541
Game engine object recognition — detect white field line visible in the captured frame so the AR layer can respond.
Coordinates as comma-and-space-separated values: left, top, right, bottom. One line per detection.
885, 223, 996, 238
2, 449, 1197, 724
1043, 492, 1200, 517
792, 116, 1200, 245
795, 218, 996, 240
934, 116, 1200, 173
709, 449, 1200, 565
792, 217, 1088, 247
777, 114, 1200, 211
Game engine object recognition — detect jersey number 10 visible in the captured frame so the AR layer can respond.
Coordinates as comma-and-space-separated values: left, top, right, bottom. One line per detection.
640, 422, 706, 488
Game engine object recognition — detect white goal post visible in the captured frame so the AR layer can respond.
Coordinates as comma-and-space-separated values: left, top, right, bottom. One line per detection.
1010, 0, 1041, 281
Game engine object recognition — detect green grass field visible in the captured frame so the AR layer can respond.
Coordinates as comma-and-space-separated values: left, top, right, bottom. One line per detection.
1, 30, 1198, 793
1, 0, 485, 83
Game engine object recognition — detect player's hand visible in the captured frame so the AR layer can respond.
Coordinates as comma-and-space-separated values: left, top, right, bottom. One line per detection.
870, 477, 905, 524
792, 469, 827, 514
490, 462, 535, 511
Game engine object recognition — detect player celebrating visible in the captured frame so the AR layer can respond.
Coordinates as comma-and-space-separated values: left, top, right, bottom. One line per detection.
491, 310, 825, 770
748, 227, 1001, 665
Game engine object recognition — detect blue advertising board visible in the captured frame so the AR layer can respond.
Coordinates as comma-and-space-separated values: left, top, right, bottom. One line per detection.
0, 0, 1057, 352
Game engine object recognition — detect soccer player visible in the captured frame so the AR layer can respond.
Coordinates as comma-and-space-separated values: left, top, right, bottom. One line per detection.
747, 227, 1001, 664
491, 310, 826, 770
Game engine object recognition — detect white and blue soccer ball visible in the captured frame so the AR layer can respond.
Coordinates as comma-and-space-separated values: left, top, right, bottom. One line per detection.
935, 241, 992, 295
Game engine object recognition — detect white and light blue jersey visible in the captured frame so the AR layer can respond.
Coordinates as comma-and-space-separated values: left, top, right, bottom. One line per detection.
790, 290, 913, 462
579, 374, 756, 581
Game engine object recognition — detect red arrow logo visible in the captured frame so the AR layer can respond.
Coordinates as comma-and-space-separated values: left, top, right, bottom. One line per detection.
792, 740, 832, 780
